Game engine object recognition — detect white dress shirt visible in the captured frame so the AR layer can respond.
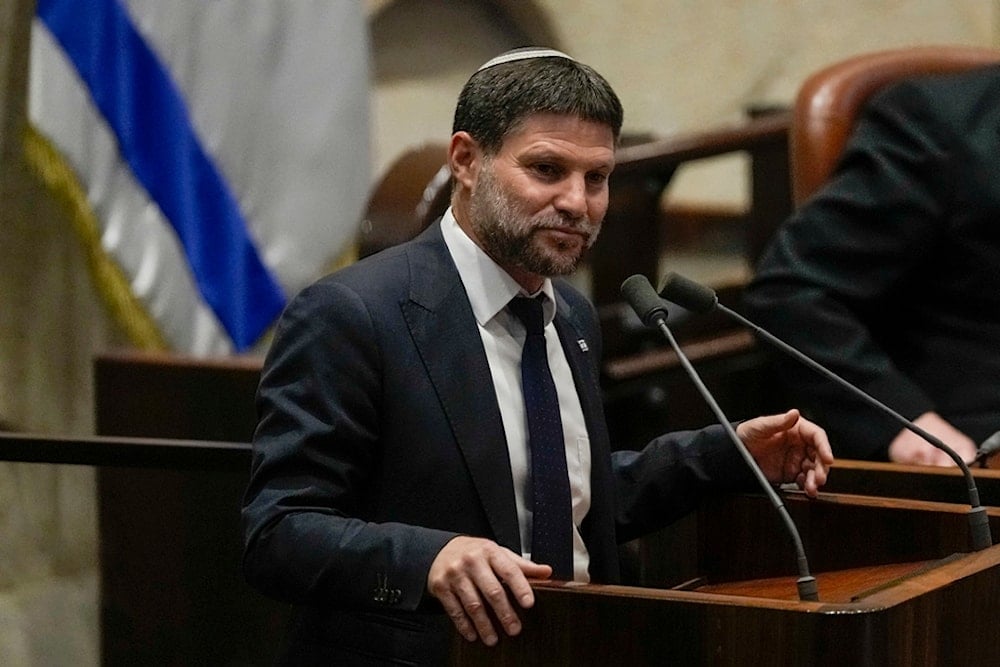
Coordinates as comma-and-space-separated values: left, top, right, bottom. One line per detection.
441, 209, 592, 582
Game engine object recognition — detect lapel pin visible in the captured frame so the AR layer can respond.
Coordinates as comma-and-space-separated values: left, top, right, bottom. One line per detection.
577, 339, 589, 352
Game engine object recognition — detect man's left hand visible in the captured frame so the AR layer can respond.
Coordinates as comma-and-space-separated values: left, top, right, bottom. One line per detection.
736, 409, 834, 497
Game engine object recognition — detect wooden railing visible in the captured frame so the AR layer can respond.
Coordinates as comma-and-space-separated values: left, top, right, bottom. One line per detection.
0, 431, 250, 469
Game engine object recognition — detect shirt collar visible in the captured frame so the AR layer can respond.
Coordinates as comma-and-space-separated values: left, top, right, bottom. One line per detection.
440, 208, 557, 327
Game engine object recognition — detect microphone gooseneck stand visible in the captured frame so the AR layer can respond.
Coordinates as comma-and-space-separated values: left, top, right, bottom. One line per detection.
621, 274, 819, 601
659, 271, 993, 552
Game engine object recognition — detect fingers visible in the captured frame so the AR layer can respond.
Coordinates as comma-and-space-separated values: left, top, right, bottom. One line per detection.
741, 409, 832, 496
801, 460, 822, 497
809, 450, 829, 491
783, 448, 804, 483
893, 413, 979, 467
738, 409, 800, 441
800, 427, 832, 491
501, 556, 551, 609
777, 440, 825, 497
437, 570, 499, 645
890, 434, 967, 467
427, 536, 548, 646
795, 417, 835, 467
794, 419, 832, 496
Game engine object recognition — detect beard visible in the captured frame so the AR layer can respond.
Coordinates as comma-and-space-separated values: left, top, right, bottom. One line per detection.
467, 163, 601, 278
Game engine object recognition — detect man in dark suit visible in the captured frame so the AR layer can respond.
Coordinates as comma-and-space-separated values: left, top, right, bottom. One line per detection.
242, 47, 832, 664
744, 64, 1000, 466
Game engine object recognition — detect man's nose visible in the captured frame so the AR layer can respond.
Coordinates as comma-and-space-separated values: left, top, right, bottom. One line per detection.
553, 175, 588, 219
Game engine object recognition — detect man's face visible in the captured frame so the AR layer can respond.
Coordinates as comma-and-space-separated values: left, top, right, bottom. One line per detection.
466, 113, 615, 288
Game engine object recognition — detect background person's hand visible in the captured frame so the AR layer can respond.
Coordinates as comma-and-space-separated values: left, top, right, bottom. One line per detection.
888, 411, 978, 466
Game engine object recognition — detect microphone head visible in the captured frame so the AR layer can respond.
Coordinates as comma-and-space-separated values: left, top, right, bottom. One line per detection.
620, 274, 668, 327
979, 430, 1000, 458
658, 272, 718, 313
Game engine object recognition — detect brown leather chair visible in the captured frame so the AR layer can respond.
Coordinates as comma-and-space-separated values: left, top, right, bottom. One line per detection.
358, 143, 451, 259
791, 45, 1000, 206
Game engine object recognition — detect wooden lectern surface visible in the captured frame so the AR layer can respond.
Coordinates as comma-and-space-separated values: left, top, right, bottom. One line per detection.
825, 457, 1000, 505
452, 494, 1000, 666
692, 558, 945, 602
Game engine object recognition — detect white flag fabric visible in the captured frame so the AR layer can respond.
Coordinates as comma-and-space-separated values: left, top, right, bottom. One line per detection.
28, 0, 370, 354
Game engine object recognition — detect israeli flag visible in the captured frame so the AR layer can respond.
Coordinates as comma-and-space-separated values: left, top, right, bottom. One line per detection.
28, 0, 370, 354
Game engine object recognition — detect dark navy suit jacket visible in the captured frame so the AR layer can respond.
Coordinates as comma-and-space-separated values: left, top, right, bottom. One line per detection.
242, 221, 751, 664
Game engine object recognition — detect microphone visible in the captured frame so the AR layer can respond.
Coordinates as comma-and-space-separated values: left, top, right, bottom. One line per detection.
620, 275, 819, 602
976, 431, 1000, 468
658, 271, 993, 551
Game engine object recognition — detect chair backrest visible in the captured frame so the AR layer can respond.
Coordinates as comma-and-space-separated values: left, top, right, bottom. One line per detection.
359, 143, 451, 259
791, 45, 1000, 206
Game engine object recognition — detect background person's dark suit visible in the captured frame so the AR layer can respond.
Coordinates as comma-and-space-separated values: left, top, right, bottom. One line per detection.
242, 220, 754, 664
744, 65, 1000, 461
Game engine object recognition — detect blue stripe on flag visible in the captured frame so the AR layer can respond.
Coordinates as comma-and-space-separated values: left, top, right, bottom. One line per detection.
37, 0, 287, 350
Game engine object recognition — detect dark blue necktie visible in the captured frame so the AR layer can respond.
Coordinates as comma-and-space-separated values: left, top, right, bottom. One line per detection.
508, 296, 573, 580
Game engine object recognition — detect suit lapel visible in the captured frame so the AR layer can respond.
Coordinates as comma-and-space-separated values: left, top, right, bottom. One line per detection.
400, 226, 522, 553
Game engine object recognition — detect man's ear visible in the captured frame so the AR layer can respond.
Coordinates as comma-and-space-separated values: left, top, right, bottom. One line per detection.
448, 131, 480, 191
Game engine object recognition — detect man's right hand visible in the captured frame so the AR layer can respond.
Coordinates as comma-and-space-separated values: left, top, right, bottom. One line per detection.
427, 536, 552, 646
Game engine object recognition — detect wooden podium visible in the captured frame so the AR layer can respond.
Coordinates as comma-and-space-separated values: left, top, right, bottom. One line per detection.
453, 491, 1000, 665
74, 352, 1000, 665
4, 436, 1000, 665
91, 351, 287, 666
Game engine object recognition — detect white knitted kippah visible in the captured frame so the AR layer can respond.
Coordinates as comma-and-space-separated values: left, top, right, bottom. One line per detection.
475, 47, 575, 73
